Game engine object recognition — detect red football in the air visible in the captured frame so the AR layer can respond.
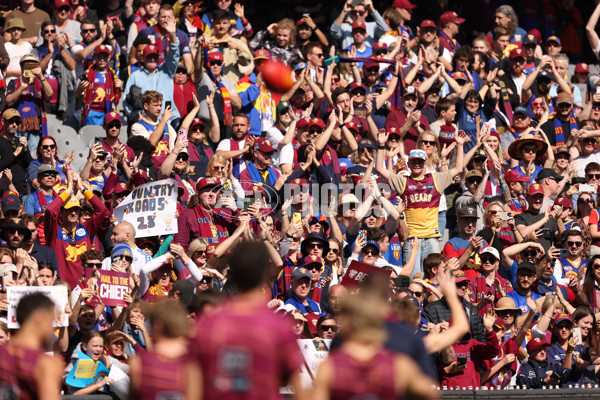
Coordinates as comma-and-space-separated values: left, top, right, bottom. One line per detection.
260, 60, 294, 93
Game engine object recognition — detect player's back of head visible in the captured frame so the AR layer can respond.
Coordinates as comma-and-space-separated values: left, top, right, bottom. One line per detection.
227, 240, 270, 293
16, 293, 55, 326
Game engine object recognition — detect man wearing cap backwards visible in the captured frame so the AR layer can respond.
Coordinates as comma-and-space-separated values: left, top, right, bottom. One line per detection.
515, 183, 563, 252
44, 173, 107, 289
174, 177, 239, 250
468, 247, 513, 317
377, 130, 466, 275
124, 14, 180, 124
330, 0, 387, 49
0, 109, 32, 197
74, 44, 122, 126
438, 11, 464, 59
385, 86, 431, 153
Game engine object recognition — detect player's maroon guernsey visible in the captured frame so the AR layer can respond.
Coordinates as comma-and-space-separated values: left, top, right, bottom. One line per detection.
190, 296, 303, 400
136, 351, 187, 399
329, 350, 396, 400
0, 342, 47, 400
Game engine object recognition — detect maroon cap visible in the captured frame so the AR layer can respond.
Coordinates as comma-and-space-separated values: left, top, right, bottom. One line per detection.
451, 71, 467, 81
372, 42, 388, 52
190, 118, 205, 129
527, 337, 549, 354
527, 183, 544, 196
196, 177, 222, 191
555, 197, 573, 209
104, 111, 121, 124
143, 45, 159, 57
254, 49, 271, 60
254, 137, 276, 153
420, 20, 436, 29
94, 45, 110, 56
364, 59, 380, 69
554, 313, 574, 326
346, 121, 359, 132
452, 269, 469, 283
493, 316, 506, 330
509, 48, 526, 59
115, 182, 131, 195
303, 255, 324, 268
290, 178, 308, 186
251, 184, 265, 195
296, 19, 309, 28
392, 0, 415, 9
350, 82, 366, 91
207, 52, 224, 62
440, 11, 465, 26
575, 63, 590, 73
504, 170, 529, 184
54, 0, 69, 8
352, 21, 367, 31
307, 117, 325, 129
296, 117, 310, 129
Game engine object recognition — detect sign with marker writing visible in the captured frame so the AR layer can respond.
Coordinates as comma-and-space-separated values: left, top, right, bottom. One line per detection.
7, 286, 69, 328
114, 179, 178, 237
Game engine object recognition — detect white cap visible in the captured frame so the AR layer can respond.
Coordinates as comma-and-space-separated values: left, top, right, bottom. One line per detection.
480, 247, 500, 260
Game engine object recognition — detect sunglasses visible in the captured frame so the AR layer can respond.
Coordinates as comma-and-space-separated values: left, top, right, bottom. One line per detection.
537, 79, 551, 85
44, 29, 56, 34
82, 28, 96, 33
108, 122, 121, 130
352, 90, 366, 96
412, 291, 423, 297
351, 10, 366, 15
41, 144, 56, 150
308, 265, 322, 271
319, 324, 338, 332
309, 129, 322, 135
39, 172, 58, 178
176, 69, 187, 74
361, 248, 379, 255
209, 62, 223, 67
579, 198, 594, 204
7, 118, 22, 125
421, 140, 436, 146
86, 262, 103, 268
587, 174, 600, 179
567, 241, 582, 247
313, 53, 324, 58
200, 276, 213, 284
496, 310, 515, 316
522, 250, 538, 258
366, 67, 379, 73
375, 50, 388, 55
593, 103, 600, 110
176, 155, 188, 162
481, 255, 497, 264
307, 242, 324, 249
521, 147, 537, 154
6, 228, 24, 236
328, 248, 339, 254
95, 155, 107, 161
194, 250, 207, 256
58, 6, 70, 12
212, 166, 225, 171
593, 263, 600, 270
532, 102, 543, 108
456, 281, 469, 288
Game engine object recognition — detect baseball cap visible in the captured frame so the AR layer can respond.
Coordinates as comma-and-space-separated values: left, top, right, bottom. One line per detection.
403, 86, 417, 97
456, 205, 477, 218
517, 261, 537, 275
527, 337, 549, 354
350, 82, 367, 92
357, 138, 376, 150
480, 247, 500, 260
276, 101, 292, 114
554, 313, 573, 326
115, 182, 131, 195
535, 168, 563, 183
143, 45, 159, 57
513, 105, 530, 117
473, 150, 487, 159
504, 170, 529, 184
293, 62, 307, 71
104, 111, 121, 125
303, 255, 324, 268
364, 59, 380, 69
451, 71, 467, 81
254, 49, 271, 60
420, 20, 436, 29
94, 45, 110, 56
555, 197, 573, 209
254, 137, 276, 153
546, 36, 561, 46
493, 316, 506, 331
54, 0, 69, 7
527, 183, 544, 196
452, 269, 469, 283
465, 170, 483, 181
292, 267, 311, 281
362, 240, 380, 254
63, 196, 82, 210
408, 149, 427, 161
207, 52, 224, 62
346, 121, 359, 132
372, 42, 388, 52
112, 242, 133, 259
307, 117, 325, 129
392, 0, 416, 9
522, 34, 538, 45
575, 63, 590, 73
190, 118, 205, 130
296, 19, 309, 28
556, 92, 572, 105
352, 21, 367, 31
2, 109, 20, 120
509, 48, 526, 59
38, 163, 59, 176
536, 70, 554, 82
196, 177, 221, 191
1, 219, 31, 242
440, 11, 465, 26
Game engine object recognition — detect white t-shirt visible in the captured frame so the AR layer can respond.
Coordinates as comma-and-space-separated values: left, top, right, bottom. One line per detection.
511, 73, 527, 96
5, 41, 33, 85
264, 126, 293, 172
216, 138, 249, 175
573, 151, 600, 178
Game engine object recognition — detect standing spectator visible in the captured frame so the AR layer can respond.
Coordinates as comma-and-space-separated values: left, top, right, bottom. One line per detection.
124, 15, 180, 124
172, 63, 197, 118
296, 15, 329, 49
215, 113, 255, 178
438, 11, 465, 59
0, 109, 32, 197
126, 0, 160, 54
3, 18, 33, 85
250, 18, 303, 66
4, 0, 51, 45
345, 22, 372, 69
44, 0, 81, 47
515, 183, 563, 252
71, 19, 112, 83
384, 86, 430, 153
468, 247, 513, 316
201, 0, 253, 38
330, 0, 387, 49
391, 0, 415, 40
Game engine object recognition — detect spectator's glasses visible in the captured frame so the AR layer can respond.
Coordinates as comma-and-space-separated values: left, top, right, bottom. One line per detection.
532, 101, 543, 108
567, 241, 582, 248
306, 242, 324, 249
496, 310, 514, 317
111, 340, 125, 347
107, 122, 121, 130
7, 28, 23, 33
456, 281, 469, 288
375, 50, 388, 55
113, 255, 132, 262
557, 102, 572, 109
481, 255, 497, 264
511, 58, 526, 65
209, 61, 223, 67
522, 250, 538, 258
86, 262, 103, 269
44, 29, 56, 34
95, 154, 107, 161
212, 165, 225, 171
41, 144, 56, 150
39, 172, 58, 179
593, 262, 600, 270
583, 138, 596, 144
537, 79, 551, 85
579, 197, 593, 204
593, 103, 600, 110
361, 248, 378, 256
6, 118, 21, 126
308, 264, 323, 271
319, 324, 338, 332
521, 147, 537, 154
193, 250, 207, 257
421, 140, 436, 146
473, 157, 486, 163
587, 173, 600, 179
176, 69, 187, 74
176, 154, 189, 162
312, 52, 324, 58
352, 89, 366, 96
351, 10, 366, 16
388, 134, 400, 142
58, 6, 70, 12
200, 277, 213, 284
547, 42, 560, 48
82, 28, 96, 33
466, 178, 481, 185
328, 248, 339, 254
352, 29, 366, 36
309, 129, 322, 135
6, 228, 24, 237
365, 67, 379, 73
412, 290, 423, 297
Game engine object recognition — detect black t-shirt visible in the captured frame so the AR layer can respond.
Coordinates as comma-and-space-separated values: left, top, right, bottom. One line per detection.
514, 210, 558, 251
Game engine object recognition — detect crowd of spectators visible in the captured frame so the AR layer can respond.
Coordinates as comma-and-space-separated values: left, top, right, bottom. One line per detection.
4, 0, 600, 397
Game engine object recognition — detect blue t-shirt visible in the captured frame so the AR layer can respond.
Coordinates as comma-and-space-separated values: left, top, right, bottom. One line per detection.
507, 289, 541, 315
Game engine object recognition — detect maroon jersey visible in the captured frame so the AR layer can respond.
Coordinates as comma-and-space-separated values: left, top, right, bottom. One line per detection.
190, 296, 303, 400
136, 351, 187, 399
329, 350, 396, 400
0, 342, 47, 400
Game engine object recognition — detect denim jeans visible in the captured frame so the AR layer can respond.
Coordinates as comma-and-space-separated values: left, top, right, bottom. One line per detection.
403, 237, 439, 278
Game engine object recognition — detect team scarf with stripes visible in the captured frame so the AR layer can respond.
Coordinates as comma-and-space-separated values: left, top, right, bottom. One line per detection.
82, 65, 120, 124
200, 37, 232, 126
439, 30, 460, 53
553, 113, 577, 147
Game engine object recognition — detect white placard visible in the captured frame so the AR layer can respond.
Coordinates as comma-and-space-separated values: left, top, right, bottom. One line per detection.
280, 338, 331, 393
113, 179, 179, 238
7, 286, 69, 328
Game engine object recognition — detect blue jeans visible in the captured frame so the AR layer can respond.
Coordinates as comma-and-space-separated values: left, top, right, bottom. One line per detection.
403, 237, 439, 278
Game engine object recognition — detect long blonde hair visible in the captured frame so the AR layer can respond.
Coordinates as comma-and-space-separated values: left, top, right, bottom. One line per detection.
416, 131, 441, 169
